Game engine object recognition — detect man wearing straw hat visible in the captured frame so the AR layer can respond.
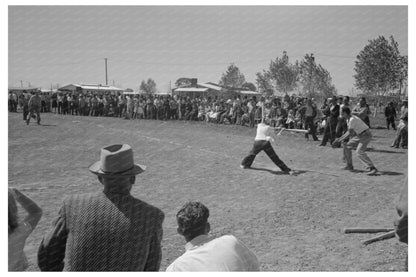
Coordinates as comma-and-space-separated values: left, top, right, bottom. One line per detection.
38, 144, 164, 271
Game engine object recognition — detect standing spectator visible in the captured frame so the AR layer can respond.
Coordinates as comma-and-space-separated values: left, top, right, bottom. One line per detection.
8, 188, 43, 271
57, 94, 63, 114
19, 93, 29, 121
391, 98, 408, 149
40, 93, 46, 113
78, 95, 85, 116
352, 97, 371, 127
38, 144, 164, 271
384, 102, 397, 130
303, 99, 319, 141
26, 91, 42, 125
62, 94, 68, 115
247, 98, 255, 128
169, 98, 178, 120
319, 98, 339, 146
118, 94, 126, 118
166, 202, 259, 271
336, 96, 350, 137
51, 93, 58, 114
126, 95, 134, 119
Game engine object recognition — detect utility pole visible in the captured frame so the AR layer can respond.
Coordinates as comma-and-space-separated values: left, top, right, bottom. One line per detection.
104, 58, 108, 85
309, 53, 314, 98
113, 80, 115, 86
20, 80, 23, 88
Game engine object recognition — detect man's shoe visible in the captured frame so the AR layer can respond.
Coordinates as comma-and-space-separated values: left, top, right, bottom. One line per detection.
283, 169, 294, 175
342, 165, 354, 171
367, 167, 378, 175
318, 143, 326, 146
240, 165, 250, 169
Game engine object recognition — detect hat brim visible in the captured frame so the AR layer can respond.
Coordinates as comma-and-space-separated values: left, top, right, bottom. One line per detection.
89, 161, 146, 177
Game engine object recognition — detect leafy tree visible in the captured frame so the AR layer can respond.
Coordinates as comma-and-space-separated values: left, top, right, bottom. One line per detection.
219, 63, 246, 88
268, 51, 299, 95
298, 53, 336, 98
175, 77, 192, 88
139, 78, 157, 94
255, 71, 273, 95
354, 35, 407, 99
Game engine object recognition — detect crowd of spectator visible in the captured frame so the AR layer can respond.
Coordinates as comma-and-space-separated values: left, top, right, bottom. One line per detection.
11, 90, 408, 148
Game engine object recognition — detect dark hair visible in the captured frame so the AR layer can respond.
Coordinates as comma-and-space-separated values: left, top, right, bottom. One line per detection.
341, 106, 351, 115
176, 202, 209, 240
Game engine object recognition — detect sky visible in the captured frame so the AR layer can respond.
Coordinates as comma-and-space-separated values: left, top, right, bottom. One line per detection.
8, 5, 408, 95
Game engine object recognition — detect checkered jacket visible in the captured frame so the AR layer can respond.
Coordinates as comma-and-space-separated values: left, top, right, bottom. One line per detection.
38, 191, 164, 271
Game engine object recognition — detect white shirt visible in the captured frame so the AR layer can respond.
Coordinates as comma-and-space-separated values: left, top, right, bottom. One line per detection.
8, 222, 33, 271
255, 123, 274, 141
347, 115, 369, 135
166, 235, 259, 271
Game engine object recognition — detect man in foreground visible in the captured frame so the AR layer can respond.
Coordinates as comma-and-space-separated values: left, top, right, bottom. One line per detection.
38, 144, 164, 271
333, 106, 378, 175
166, 201, 259, 271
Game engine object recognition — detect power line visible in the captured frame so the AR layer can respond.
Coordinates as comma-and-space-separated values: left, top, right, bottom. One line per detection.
10, 52, 357, 69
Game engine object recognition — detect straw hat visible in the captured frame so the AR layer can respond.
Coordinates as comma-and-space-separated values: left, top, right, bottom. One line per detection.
89, 144, 145, 177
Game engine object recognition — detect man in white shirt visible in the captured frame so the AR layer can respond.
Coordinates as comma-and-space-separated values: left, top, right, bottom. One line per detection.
166, 202, 260, 271
240, 121, 293, 175
334, 106, 378, 175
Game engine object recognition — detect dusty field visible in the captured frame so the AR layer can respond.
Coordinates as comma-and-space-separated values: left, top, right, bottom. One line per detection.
8, 112, 408, 271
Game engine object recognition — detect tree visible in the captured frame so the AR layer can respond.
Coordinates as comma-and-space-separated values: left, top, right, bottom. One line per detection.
219, 63, 246, 88
175, 77, 192, 88
268, 51, 299, 95
354, 35, 407, 100
298, 53, 336, 99
255, 71, 273, 96
139, 78, 157, 94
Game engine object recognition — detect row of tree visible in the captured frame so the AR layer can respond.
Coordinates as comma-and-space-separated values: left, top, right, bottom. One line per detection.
139, 35, 407, 101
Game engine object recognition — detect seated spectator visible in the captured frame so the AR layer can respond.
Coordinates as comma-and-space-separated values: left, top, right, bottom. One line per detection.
166, 202, 259, 271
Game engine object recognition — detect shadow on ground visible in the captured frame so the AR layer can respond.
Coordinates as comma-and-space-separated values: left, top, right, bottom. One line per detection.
249, 167, 308, 176
367, 148, 406, 154
352, 169, 404, 176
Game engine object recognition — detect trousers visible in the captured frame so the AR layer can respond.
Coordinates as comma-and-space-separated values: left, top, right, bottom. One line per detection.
343, 129, 375, 169
241, 140, 290, 171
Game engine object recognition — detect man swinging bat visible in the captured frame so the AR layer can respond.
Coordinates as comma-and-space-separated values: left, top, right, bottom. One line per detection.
240, 119, 295, 175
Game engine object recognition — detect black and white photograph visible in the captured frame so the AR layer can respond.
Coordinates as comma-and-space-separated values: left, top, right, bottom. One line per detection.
6, 2, 410, 272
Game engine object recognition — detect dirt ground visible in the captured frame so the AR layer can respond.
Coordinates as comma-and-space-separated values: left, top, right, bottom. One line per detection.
8, 112, 408, 271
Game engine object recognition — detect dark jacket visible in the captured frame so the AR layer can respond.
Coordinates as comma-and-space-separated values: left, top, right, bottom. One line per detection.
38, 191, 164, 271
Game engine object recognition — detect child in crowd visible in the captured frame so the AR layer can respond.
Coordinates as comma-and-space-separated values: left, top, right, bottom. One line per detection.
9, 188, 42, 271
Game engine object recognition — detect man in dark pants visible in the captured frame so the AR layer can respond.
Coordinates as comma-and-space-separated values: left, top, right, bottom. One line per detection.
384, 102, 397, 130
241, 122, 293, 175
319, 97, 339, 146
304, 99, 319, 141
